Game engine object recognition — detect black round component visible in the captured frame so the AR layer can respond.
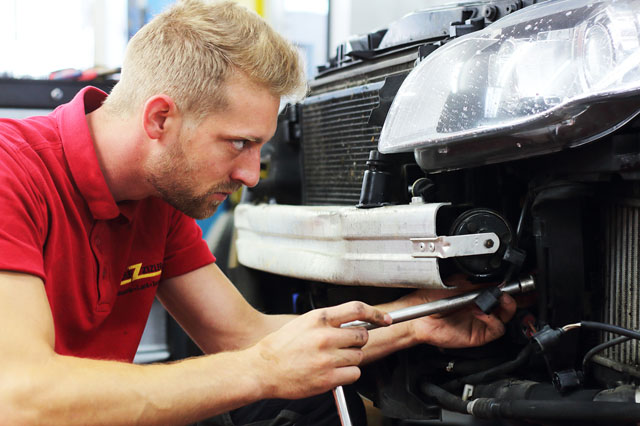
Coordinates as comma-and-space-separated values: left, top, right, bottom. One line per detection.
449, 208, 513, 279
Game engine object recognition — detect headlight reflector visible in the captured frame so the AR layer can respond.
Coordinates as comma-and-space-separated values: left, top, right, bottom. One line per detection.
379, 0, 640, 171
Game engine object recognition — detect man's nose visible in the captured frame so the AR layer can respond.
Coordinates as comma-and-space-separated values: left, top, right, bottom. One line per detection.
230, 146, 261, 188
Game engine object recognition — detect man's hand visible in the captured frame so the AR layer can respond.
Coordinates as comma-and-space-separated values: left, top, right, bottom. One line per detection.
248, 301, 391, 400
361, 275, 518, 363
395, 280, 517, 348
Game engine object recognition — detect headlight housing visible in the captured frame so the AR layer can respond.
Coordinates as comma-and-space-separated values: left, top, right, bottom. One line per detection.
379, 0, 640, 172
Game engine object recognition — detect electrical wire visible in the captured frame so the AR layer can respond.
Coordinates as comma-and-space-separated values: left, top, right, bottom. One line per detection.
558, 321, 640, 376
582, 335, 630, 374
562, 321, 640, 341
562, 322, 581, 332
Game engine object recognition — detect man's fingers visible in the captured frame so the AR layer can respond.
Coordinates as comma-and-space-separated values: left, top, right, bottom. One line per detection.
332, 365, 362, 386
495, 293, 517, 323
325, 327, 369, 350
334, 347, 365, 367
319, 301, 391, 328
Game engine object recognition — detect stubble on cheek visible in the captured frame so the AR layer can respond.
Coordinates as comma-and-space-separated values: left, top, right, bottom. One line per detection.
146, 159, 242, 219
143, 130, 243, 219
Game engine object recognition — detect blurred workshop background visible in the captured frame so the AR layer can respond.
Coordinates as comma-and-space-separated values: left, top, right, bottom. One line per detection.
0, 0, 448, 80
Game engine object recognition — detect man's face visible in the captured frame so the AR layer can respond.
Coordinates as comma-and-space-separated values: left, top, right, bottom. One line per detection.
145, 74, 279, 219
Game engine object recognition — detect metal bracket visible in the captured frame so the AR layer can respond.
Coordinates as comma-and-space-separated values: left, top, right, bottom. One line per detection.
411, 232, 499, 258
462, 384, 475, 401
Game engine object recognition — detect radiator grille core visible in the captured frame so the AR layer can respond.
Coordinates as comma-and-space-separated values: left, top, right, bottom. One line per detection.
602, 202, 640, 368
300, 84, 383, 206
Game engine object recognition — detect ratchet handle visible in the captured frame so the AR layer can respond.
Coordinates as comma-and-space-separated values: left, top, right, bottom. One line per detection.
341, 275, 535, 330
333, 386, 353, 426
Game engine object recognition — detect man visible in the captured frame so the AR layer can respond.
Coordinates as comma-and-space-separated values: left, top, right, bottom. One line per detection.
0, 0, 516, 424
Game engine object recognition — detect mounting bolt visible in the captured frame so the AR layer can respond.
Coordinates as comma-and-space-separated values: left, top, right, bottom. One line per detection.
484, 239, 494, 248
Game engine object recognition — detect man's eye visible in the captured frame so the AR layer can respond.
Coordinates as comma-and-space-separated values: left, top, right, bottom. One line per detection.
231, 140, 247, 151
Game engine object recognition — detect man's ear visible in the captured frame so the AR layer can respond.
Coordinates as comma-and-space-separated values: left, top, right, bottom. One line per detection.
142, 95, 179, 141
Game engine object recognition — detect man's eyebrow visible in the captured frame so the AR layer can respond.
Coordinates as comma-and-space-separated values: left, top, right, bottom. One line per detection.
223, 134, 265, 144
245, 136, 264, 144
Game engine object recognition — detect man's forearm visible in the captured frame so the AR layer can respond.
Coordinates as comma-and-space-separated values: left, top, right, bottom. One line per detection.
3, 349, 267, 425
197, 313, 296, 355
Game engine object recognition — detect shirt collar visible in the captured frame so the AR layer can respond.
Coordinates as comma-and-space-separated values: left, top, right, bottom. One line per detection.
57, 86, 136, 221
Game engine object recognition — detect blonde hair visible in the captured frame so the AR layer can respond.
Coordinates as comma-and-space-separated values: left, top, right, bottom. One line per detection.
102, 0, 306, 119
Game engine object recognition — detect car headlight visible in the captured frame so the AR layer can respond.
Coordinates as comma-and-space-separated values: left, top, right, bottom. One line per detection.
379, 0, 640, 172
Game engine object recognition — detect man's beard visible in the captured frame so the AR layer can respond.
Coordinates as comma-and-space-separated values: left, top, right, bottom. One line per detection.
156, 179, 241, 220
145, 137, 241, 220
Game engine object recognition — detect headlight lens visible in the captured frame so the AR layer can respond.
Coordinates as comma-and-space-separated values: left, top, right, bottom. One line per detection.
379, 0, 640, 167
582, 22, 614, 87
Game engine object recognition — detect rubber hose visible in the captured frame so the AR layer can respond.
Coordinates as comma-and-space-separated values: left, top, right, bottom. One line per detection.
421, 381, 640, 422
468, 398, 640, 421
420, 382, 469, 413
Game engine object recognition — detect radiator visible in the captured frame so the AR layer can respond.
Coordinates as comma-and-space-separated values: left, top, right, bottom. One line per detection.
300, 83, 383, 206
601, 201, 640, 369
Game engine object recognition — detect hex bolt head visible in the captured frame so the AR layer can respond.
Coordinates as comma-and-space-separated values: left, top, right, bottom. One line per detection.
484, 239, 494, 249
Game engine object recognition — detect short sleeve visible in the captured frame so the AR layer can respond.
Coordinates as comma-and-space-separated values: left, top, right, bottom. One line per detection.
161, 209, 216, 279
0, 143, 47, 279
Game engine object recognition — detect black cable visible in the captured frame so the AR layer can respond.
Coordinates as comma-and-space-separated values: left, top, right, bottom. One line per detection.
579, 320, 640, 341
441, 344, 534, 391
577, 321, 639, 377
442, 321, 640, 392
582, 335, 629, 375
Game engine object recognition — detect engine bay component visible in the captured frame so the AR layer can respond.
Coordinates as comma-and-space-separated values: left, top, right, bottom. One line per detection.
422, 380, 640, 422
449, 208, 513, 278
357, 150, 394, 208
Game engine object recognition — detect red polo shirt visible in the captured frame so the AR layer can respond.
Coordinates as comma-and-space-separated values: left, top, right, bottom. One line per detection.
0, 87, 215, 361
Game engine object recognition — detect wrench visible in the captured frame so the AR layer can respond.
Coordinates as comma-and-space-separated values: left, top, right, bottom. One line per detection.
332, 275, 536, 426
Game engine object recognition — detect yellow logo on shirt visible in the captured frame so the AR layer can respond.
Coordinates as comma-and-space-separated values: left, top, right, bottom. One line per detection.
120, 262, 162, 286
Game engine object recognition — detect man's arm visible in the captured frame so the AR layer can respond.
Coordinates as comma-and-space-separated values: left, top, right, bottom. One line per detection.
156, 262, 293, 354
0, 270, 389, 425
158, 264, 516, 368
